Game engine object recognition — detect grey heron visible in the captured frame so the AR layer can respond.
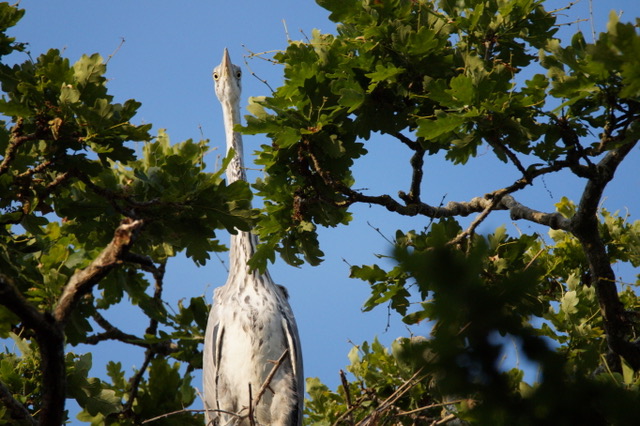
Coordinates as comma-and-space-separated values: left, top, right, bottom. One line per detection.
202, 49, 304, 426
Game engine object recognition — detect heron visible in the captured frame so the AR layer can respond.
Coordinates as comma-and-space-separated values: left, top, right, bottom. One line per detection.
202, 49, 304, 426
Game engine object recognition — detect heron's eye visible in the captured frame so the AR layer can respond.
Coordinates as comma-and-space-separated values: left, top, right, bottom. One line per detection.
236, 71, 241, 79
213, 72, 219, 80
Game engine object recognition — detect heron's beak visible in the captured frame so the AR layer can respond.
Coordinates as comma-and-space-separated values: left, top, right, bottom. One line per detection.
220, 48, 233, 78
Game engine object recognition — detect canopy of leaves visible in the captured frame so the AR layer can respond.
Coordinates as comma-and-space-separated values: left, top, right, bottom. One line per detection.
241, 0, 640, 424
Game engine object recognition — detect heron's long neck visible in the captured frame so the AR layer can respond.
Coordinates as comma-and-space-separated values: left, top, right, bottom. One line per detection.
223, 99, 255, 273
223, 100, 246, 184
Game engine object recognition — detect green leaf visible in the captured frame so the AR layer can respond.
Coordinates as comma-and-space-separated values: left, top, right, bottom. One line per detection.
561, 290, 579, 315
416, 113, 465, 140
338, 87, 364, 112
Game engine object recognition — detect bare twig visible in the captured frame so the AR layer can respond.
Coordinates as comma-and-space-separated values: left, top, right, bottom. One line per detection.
142, 409, 205, 424
105, 37, 125, 65
86, 310, 175, 353
432, 413, 458, 425
340, 369, 354, 424
397, 398, 466, 417
248, 384, 256, 426
548, 0, 580, 14
485, 133, 529, 178
330, 394, 370, 426
283, 19, 291, 42
366, 221, 395, 246
252, 349, 290, 409
86, 311, 142, 346
588, 0, 596, 42
143, 408, 242, 424
242, 52, 275, 94
358, 370, 425, 425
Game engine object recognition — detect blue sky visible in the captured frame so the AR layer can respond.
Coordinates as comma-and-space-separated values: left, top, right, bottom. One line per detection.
7, 0, 640, 422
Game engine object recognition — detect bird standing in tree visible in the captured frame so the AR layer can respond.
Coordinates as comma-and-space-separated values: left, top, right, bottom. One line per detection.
202, 49, 304, 426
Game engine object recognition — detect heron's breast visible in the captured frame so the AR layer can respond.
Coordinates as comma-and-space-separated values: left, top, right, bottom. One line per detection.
225, 287, 286, 352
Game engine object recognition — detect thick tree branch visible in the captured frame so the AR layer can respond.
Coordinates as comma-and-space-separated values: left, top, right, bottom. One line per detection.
0, 274, 65, 426
0, 369, 37, 425
0, 275, 47, 330
569, 139, 640, 370
309, 143, 567, 223
447, 196, 503, 246
501, 195, 570, 230
399, 144, 425, 204
54, 218, 143, 325
393, 132, 419, 150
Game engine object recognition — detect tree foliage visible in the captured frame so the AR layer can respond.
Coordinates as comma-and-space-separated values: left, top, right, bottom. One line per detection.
241, 0, 640, 424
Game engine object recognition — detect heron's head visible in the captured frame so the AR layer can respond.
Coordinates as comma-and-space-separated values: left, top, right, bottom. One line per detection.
213, 48, 242, 105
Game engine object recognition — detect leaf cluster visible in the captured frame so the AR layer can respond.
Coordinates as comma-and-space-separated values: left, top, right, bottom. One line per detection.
308, 221, 640, 424
243, 0, 640, 270
245, 1, 640, 423
245, 0, 511, 264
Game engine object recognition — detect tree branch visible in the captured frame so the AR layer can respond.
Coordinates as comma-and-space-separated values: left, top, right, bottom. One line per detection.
141, 409, 209, 424
85, 310, 178, 354
557, 117, 596, 176
0, 118, 36, 176
308, 145, 568, 223
393, 132, 419, 150
53, 218, 143, 325
447, 196, 503, 246
86, 311, 143, 345
123, 350, 155, 417
569, 139, 640, 370
0, 274, 65, 426
146, 260, 166, 336
0, 380, 36, 425
501, 195, 570, 230
252, 349, 290, 410
399, 142, 425, 204
485, 132, 529, 178
358, 370, 424, 426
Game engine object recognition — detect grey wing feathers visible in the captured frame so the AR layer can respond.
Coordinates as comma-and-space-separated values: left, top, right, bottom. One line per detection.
203, 290, 224, 425
276, 284, 289, 299
279, 297, 304, 425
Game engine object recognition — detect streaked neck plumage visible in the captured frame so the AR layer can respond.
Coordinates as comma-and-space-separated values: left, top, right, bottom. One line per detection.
214, 49, 255, 276
221, 94, 246, 184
